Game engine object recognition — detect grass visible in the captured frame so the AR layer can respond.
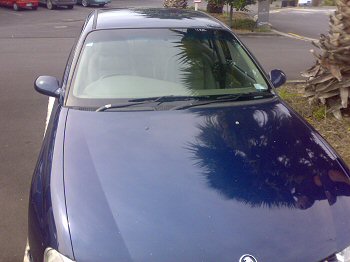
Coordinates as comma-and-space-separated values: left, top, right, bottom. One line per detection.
254, 26, 271, 32
195, 8, 272, 33
312, 105, 327, 121
278, 83, 350, 167
209, 12, 271, 32
322, 0, 336, 5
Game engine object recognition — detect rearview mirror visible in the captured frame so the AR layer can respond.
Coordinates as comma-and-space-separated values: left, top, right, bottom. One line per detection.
34, 76, 61, 98
269, 69, 287, 88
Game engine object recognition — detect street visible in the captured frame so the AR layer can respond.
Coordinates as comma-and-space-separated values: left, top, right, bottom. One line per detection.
0, 3, 329, 261
241, 35, 314, 80
270, 7, 335, 40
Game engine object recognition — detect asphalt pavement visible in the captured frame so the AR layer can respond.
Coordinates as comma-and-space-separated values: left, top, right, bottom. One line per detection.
240, 35, 314, 80
0, 2, 317, 261
270, 7, 335, 40
0, 38, 72, 262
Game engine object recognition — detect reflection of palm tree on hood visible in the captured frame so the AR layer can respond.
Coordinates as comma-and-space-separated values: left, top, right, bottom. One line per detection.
187, 106, 338, 209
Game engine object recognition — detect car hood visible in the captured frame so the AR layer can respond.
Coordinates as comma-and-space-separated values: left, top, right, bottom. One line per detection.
63, 99, 350, 262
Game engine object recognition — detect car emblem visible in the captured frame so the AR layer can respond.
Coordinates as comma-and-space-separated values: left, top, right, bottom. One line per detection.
239, 254, 257, 262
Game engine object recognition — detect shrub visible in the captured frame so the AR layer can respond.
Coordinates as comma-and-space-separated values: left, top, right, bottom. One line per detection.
322, 0, 335, 5
232, 18, 256, 30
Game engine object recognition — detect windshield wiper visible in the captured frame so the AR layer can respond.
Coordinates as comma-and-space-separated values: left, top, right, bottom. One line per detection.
172, 92, 274, 110
96, 102, 148, 112
128, 95, 210, 103
96, 95, 209, 112
96, 93, 273, 112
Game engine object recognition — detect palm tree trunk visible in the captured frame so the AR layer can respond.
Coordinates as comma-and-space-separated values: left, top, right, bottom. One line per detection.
229, 4, 233, 28
303, 0, 350, 119
164, 0, 188, 8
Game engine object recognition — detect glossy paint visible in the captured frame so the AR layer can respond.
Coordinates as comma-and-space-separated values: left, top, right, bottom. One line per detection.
0, 0, 38, 9
76, 0, 109, 7
270, 69, 287, 88
28, 103, 74, 262
38, 0, 75, 7
28, 8, 350, 262
94, 9, 223, 30
61, 98, 350, 262
34, 76, 61, 98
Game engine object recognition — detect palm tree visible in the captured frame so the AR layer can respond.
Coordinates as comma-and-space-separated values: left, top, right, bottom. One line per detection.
164, 0, 188, 8
303, 0, 350, 119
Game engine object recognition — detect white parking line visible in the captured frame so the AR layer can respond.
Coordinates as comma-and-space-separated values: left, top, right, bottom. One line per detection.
23, 240, 30, 262
54, 25, 68, 29
44, 97, 55, 135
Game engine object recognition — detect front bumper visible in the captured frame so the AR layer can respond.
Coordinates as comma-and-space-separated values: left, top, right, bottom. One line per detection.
51, 0, 76, 5
89, 0, 110, 4
16, 1, 38, 7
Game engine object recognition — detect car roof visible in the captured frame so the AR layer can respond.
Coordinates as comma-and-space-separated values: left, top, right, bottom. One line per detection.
89, 8, 224, 30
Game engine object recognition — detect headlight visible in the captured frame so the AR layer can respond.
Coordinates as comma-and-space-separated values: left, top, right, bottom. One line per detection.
323, 246, 350, 262
43, 248, 75, 262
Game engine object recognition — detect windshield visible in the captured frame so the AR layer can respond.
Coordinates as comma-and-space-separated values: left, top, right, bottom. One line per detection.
67, 28, 270, 107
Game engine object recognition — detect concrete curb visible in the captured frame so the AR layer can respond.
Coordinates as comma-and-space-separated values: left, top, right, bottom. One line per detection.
270, 29, 319, 42
235, 31, 280, 37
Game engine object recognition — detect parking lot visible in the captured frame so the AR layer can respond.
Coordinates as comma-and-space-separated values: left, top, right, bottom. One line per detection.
0, 2, 315, 261
0, 2, 167, 261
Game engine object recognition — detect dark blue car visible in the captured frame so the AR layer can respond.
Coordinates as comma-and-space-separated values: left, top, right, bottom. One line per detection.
26, 8, 350, 262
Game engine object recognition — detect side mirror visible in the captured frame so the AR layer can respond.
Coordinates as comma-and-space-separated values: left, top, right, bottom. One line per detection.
34, 76, 61, 98
269, 69, 287, 88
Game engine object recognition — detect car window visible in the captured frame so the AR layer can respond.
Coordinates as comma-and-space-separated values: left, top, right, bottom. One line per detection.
67, 28, 270, 107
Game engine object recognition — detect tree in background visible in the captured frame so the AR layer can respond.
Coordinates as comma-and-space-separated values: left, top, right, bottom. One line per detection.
164, 0, 188, 8
225, 0, 256, 27
303, 0, 350, 119
206, 0, 225, 13
229, 0, 255, 11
